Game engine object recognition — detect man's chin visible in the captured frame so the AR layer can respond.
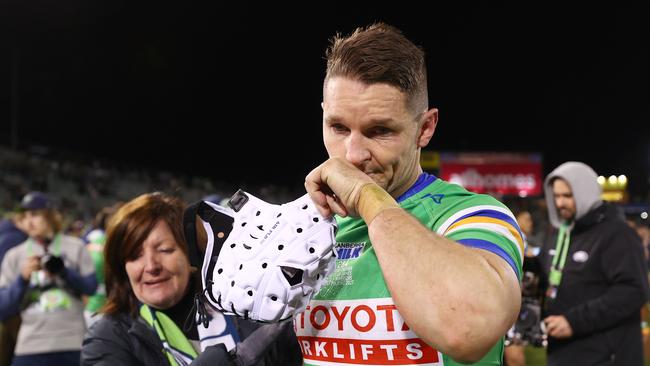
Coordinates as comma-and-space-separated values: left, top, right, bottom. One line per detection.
559, 212, 574, 221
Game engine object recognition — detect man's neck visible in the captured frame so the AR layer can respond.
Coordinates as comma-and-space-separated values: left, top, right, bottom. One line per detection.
33, 233, 55, 247
390, 167, 424, 199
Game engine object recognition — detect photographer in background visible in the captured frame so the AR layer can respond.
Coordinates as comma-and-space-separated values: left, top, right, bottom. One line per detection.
0, 191, 97, 366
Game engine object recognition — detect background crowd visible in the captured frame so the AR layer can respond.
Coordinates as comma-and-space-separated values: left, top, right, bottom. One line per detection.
1, 142, 649, 366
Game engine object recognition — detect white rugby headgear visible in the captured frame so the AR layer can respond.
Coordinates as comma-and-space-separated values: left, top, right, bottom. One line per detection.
184, 190, 337, 323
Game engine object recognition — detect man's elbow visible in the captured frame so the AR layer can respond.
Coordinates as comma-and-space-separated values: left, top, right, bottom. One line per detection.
430, 306, 513, 364
438, 333, 496, 364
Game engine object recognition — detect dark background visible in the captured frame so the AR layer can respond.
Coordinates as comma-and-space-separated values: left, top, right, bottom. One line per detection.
1, 3, 649, 199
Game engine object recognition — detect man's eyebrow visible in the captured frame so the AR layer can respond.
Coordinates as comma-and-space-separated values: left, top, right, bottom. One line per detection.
366, 118, 397, 126
323, 116, 341, 124
324, 116, 398, 126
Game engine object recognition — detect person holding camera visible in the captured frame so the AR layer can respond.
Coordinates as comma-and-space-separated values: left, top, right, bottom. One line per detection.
0, 191, 97, 366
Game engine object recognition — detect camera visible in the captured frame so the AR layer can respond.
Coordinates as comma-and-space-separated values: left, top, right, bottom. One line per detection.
505, 250, 548, 347
41, 254, 65, 275
507, 297, 547, 347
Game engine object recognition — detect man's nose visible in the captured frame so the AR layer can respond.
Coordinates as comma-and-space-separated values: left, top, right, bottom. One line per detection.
345, 133, 371, 166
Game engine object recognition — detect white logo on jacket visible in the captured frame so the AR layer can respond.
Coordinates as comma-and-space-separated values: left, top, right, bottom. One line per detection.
573, 250, 589, 263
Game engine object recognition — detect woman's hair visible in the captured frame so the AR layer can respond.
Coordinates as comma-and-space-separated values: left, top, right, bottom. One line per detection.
102, 192, 187, 317
324, 22, 428, 115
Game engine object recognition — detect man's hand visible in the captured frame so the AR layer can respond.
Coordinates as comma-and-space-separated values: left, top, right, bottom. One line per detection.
304, 158, 375, 218
21, 255, 41, 281
544, 315, 573, 339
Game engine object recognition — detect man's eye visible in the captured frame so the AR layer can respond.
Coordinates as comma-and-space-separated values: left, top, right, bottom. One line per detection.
371, 127, 392, 136
331, 124, 348, 133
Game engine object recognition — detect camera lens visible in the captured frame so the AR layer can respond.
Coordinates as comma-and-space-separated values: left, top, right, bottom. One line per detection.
41, 254, 64, 274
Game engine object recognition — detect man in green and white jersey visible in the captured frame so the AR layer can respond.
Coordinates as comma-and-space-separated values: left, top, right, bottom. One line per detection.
300, 23, 523, 366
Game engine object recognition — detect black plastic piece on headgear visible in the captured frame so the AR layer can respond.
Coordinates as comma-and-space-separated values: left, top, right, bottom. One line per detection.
227, 190, 249, 212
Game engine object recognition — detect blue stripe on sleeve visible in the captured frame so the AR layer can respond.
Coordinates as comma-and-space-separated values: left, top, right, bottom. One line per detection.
457, 238, 520, 279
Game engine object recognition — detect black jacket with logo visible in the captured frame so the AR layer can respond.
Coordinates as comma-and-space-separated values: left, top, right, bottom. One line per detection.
540, 203, 650, 365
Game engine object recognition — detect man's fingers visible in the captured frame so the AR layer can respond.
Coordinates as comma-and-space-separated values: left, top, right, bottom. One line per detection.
544, 317, 556, 334
304, 180, 331, 217
544, 316, 571, 338
326, 194, 348, 217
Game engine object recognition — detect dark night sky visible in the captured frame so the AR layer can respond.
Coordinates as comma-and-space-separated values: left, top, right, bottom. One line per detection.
1, 3, 649, 198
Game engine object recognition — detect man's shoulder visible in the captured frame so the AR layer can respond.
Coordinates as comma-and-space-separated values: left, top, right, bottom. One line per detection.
3, 240, 29, 260
60, 235, 90, 260
415, 179, 505, 207
60, 234, 85, 247
0, 219, 13, 233
417, 181, 509, 216
0, 228, 27, 246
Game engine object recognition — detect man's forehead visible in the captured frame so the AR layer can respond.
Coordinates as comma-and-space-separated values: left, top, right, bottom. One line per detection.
552, 178, 573, 194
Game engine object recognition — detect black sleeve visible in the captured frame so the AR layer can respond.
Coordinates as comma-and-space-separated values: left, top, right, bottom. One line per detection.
258, 321, 303, 366
191, 343, 237, 366
564, 225, 650, 336
233, 321, 303, 366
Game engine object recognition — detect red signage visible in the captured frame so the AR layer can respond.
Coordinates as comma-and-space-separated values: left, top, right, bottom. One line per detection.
438, 153, 543, 196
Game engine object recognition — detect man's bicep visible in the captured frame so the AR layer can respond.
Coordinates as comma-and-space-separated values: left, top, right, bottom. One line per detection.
446, 228, 523, 281
474, 248, 522, 323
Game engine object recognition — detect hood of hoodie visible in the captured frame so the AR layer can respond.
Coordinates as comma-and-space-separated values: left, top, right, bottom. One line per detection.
544, 161, 603, 228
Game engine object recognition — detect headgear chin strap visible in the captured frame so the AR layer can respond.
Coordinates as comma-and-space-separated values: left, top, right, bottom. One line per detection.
184, 190, 337, 323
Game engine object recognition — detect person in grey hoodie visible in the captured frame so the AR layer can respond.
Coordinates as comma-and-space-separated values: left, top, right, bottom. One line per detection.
539, 161, 650, 366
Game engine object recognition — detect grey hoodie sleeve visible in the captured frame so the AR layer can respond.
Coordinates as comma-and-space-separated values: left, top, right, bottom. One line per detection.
563, 225, 650, 336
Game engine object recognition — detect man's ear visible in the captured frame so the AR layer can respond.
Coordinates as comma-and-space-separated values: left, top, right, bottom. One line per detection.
417, 108, 438, 148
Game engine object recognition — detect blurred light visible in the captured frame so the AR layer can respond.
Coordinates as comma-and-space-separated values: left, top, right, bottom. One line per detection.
642, 212, 648, 220
608, 175, 617, 185
618, 175, 627, 186
601, 191, 624, 202
597, 176, 606, 186
518, 190, 528, 198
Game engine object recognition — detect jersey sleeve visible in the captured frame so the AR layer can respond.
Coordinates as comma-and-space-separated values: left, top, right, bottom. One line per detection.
436, 199, 524, 280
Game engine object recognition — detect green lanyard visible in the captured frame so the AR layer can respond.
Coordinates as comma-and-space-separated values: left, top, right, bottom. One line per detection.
26, 234, 62, 257
140, 304, 198, 366
548, 223, 571, 287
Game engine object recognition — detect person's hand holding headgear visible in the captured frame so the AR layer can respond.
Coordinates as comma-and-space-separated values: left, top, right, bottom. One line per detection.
183, 190, 337, 323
